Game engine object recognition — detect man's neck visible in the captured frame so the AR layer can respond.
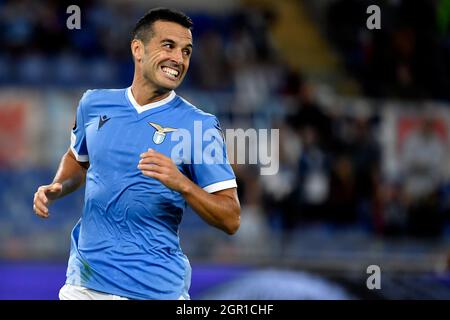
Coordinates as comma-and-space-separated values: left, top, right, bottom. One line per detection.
130, 79, 171, 106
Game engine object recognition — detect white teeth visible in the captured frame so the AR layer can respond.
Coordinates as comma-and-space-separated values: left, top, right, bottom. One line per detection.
162, 67, 179, 77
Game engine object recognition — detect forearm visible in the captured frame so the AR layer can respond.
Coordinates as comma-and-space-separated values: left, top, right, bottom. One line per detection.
52, 149, 88, 199
181, 181, 240, 235
137, 149, 240, 234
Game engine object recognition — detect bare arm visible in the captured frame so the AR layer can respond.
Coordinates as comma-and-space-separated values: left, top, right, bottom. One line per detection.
53, 148, 89, 197
33, 148, 89, 218
138, 149, 240, 234
181, 184, 240, 235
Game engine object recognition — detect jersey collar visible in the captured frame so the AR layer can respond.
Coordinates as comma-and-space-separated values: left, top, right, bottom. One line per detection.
126, 87, 176, 114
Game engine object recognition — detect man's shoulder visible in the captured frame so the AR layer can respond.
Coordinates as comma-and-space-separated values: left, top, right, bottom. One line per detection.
81, 88, 127, 106
175, 94, 217, 123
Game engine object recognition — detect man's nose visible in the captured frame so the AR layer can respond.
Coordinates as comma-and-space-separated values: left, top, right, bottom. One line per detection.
170, 49, 184, 65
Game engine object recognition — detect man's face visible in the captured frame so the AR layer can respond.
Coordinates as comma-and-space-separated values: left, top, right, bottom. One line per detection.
138, 20, 193, 91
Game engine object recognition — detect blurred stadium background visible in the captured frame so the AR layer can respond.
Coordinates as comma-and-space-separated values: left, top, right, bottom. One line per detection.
2, 0, 450, 299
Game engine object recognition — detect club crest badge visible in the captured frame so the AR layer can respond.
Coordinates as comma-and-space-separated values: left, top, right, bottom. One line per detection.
149, 122, 177, 144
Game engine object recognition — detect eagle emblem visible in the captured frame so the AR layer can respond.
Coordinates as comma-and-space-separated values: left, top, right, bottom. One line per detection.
149, 122, 178, 144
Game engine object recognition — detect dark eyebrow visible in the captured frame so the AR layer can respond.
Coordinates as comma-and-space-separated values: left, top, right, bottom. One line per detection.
161, 39, 193, 49
161, 39, 175, 44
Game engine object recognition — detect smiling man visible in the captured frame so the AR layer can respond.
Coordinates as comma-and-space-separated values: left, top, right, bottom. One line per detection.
32, 8, 240, 300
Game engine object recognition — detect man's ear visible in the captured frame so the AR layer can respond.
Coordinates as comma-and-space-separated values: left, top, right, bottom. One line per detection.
131, 39, 144, 62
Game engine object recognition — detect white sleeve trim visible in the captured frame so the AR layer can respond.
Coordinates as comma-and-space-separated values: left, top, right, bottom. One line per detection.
70, 132, 89, 162
203, 179, 237, 193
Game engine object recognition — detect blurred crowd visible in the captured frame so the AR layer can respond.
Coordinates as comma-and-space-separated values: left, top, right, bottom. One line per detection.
257, 73, 450, 239
1, 0, 450, 258
325, 0, 450, 100
0, 0, 280, 90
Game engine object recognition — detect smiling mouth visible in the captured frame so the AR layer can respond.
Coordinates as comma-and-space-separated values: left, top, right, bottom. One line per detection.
161, 66, 180, 80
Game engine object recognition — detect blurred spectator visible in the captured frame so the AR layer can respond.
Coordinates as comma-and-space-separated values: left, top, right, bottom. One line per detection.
191, 30, 231, 90
261, 123, 299, 231
400, 117, 447, 237
349, 118, 382, 231
328, 154, 357, 224
381, 180, 408, 236
401, 118, 446, 200
296, 126, 330, 222
287, 80, 332, 149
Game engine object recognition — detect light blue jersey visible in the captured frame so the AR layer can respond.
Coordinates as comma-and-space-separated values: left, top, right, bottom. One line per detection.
67, 87, 237, 299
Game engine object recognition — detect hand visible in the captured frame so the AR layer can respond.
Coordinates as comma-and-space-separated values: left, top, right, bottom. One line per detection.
33, 183, 63, 218
138, 149, 190, 193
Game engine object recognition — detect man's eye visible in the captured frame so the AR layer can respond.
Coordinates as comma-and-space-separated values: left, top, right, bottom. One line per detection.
163, 44, 173, 49
183, 50, 191, 56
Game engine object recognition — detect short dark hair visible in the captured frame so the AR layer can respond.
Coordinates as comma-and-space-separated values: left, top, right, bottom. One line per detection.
131, 8, 193, 43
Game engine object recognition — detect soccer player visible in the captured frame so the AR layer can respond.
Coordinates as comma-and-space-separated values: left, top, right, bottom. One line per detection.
32, 8, 240, 300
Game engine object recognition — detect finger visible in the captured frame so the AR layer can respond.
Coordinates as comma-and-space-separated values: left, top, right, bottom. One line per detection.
138, 163, 167, 173
34, 199, 49, 215
141, 151, 174, 165
140, 149, 169, 160
33, 203, 49, 218
48, 183, 62, 193
38, 191, 48, 205
140, 150, 159, 159
140, 149, 154, 158
138, 162, 170, 174
139, 156, 166, 166
141, 170, 164, 180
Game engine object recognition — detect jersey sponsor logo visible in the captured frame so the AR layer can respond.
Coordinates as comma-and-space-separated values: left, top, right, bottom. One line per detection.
149, 122, 177, 144
98, 115, 111, 130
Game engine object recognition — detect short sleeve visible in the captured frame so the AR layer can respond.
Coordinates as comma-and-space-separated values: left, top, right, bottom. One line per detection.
70, 91, 89, 162
187, 116, 237, 193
